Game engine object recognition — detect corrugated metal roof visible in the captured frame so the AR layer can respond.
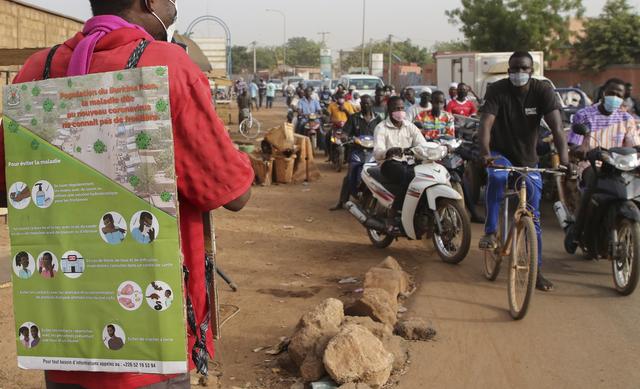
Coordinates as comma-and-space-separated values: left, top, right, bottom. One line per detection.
7, 0, 85, 24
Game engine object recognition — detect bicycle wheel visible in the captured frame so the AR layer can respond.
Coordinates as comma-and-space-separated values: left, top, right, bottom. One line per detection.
508, 215, 538, 320
239, 118, 261, 139
484, 203, 506, 281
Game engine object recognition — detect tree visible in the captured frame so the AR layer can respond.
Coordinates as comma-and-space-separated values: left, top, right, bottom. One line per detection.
231, 45, 252, 74
231, 45, 278, 73
574, 0, 640, 70
341, 39, 430, 73
135, 131, 151, 150
286, 37, 325, 67
432, 39, 471, 53
446, 0, 584, 59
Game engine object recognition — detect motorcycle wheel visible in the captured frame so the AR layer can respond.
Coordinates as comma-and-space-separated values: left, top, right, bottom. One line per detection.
432, 198, 471, 264
364, 196, 394, 248
612, 218, 640, 295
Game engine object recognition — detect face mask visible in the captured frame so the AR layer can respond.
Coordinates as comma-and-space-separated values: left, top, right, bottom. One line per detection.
509, 72, 530, 87
147, 0, 177, 42
457, 91, 468, 99
603, 95, 624, 113
391, 111, 406, 122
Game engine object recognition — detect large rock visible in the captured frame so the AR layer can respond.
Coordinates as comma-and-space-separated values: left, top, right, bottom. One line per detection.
345, 288, 398, 326
375, 256, 403, 271
380, 334, 409, 371
394, 318, 436, 341
363, 268, 412, 299
300, 354, 325, 382
338, 383, 372, 389
342, 316, 392, 340
289, 299, 344, 371
324, 324, 394, 388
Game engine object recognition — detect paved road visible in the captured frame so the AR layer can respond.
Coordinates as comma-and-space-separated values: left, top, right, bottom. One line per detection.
396, 207, 640, 388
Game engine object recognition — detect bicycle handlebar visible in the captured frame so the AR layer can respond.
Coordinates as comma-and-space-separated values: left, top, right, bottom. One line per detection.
489, 164, 567, 175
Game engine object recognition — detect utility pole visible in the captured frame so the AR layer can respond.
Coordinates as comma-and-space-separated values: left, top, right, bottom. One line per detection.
360, 0, 366, 74
250, 41, 257, 76
387, 34, 393, 85
368, 38, 373, 74
339, 50, 343, 75
318, 31, 330, 44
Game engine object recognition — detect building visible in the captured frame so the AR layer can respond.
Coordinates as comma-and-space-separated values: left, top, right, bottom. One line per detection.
0, 0, 84, 112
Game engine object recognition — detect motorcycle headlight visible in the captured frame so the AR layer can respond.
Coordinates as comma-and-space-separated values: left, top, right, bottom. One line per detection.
413, 143, 448, 161
611, 152, 640, 171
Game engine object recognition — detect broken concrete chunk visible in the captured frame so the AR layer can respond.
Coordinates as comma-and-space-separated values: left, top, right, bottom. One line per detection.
394, 318, 437, 341
345, 288, 398, 326
342, 316, 393, 340
323, 324, 393, 388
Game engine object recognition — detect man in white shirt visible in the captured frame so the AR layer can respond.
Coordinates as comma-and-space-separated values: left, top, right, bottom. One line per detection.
406, 89, 432, 122
373, 96, 428, 213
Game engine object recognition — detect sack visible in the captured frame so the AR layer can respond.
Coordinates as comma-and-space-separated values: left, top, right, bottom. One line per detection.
265, 122, 295, 152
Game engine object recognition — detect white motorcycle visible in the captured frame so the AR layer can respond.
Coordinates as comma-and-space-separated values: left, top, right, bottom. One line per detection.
346, 143, 471, 263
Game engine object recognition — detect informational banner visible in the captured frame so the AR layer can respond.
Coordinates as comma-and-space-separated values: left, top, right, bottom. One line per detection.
3, 67, 187, 374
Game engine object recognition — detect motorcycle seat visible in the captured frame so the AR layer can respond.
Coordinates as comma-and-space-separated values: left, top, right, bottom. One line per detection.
365, 166, 401, 194
609, 147, 637, 156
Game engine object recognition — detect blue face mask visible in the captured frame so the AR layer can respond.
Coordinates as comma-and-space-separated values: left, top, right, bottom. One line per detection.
509, 72, 531, 87
603, 95, 624, 113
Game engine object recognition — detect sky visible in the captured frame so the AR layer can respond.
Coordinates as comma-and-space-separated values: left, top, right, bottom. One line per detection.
19, 0, 640, 51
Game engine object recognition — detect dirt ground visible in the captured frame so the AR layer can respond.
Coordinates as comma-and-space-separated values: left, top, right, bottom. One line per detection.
2, 99, 640, 389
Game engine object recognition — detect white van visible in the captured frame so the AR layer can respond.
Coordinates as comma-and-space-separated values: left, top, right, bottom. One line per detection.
338, 75, 385, 96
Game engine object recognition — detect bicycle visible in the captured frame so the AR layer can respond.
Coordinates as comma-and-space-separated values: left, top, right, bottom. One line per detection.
239, 109, 261, 139
483, 164, 565, 320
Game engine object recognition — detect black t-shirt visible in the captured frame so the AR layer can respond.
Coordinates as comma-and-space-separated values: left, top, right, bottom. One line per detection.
480, 78, 560, 167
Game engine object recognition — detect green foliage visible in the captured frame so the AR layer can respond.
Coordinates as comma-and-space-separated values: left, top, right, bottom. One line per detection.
21, 84, 27, 91
155, 99, 168, 113
341, 39, 431, 72
160, 191, 172, 202
93, 139, 107, 154
30, 139, 40, 150
432, 40, 472, 53
129, 175, 140, 188
155, 67, 167, 76
59, 101, 67, 110
135, 131, 151, 150
75, 146, 82, 153
116, 73, 124, 81
31, 86, 41, 97
30, 118, 38, 126
573, 0, 640, 70
43, 99, 54, 112
446, 0, 584, 60
286, 37, 325, 67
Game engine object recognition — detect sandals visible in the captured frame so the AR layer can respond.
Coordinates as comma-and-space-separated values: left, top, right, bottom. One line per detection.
479, 233, 497, 250
536, 272, 554, 292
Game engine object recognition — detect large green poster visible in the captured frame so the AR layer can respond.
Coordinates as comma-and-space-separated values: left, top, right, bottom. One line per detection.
2, 67, 187, 374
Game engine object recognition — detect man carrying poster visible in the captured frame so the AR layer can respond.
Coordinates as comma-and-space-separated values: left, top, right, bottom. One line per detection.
1, 1, 253, 388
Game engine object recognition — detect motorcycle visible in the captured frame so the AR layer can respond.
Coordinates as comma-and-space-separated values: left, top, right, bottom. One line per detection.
329, 122, 347, 172
563, 124, 640, 295
345, 135, 376, 192
346, 144, 472, 263
302, 113, 322, 150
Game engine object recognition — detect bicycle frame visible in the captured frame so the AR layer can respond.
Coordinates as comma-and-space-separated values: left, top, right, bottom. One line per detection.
499, 178, 533, 258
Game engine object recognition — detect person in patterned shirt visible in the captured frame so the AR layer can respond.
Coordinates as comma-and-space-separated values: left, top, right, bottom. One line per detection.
565, 78, 639, 253
415, 91, 455, 139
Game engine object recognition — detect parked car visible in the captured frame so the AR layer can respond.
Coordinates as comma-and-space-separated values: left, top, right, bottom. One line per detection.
555, 87, 592, 124
337, 75, 385, 96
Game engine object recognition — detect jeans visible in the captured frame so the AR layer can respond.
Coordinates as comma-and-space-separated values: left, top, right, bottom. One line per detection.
337, 156, 366, 204
266, 96, 274, 108
485, 153, 543, 266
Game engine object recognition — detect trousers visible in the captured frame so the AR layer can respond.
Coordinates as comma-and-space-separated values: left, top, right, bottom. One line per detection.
485, 153, 543, 266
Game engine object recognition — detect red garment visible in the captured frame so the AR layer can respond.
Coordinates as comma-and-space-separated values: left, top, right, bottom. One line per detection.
0, 28, 253, 389
446, 98, 477, 117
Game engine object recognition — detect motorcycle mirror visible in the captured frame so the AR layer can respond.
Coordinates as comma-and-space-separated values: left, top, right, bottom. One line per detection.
571, 123, 590, 136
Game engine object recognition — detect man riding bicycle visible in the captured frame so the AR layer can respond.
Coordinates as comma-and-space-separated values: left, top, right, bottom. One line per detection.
478, 51, 569, 291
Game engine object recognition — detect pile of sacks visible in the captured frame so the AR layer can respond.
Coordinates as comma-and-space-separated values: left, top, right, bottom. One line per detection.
281, 257, 434, 388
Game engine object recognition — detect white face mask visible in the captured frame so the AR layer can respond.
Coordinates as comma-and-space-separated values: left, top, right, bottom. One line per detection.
147, 0, 178, 42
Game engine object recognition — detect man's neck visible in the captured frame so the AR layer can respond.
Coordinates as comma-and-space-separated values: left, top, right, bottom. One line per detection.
598, 104, 613, 116
456, 97, 466, 102
390, 119, 402, 128
362, 111, 373, 120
